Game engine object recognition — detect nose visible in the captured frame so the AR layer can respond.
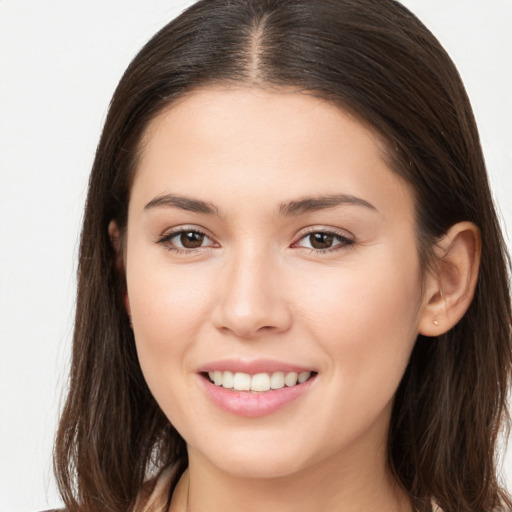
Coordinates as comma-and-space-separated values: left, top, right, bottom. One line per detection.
211, 246, 292, 339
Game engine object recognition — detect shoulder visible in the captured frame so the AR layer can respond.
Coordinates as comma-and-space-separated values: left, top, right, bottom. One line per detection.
37, 467, 179, 512
133, 464, 180, 512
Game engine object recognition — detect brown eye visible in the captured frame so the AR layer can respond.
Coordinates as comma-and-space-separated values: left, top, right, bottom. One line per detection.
180, 231, 205, 248
294, 230, 354, 252
309, 233, 334, 249
158, 228, 216, 252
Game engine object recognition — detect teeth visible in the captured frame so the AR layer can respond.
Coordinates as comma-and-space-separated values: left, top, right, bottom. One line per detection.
251, 373, 270, 392
207, 370, 312, 391
284, 372, 298, 387
222, 371, 234, 389
298, 371, 310, 384
233, 372, 251, 391
270, 371, 285, 389
213, 370, 223, 386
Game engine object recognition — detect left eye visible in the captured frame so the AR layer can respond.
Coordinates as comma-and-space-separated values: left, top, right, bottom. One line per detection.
295, 231, 353, 251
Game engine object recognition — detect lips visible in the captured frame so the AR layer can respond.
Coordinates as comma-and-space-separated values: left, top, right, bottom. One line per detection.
198, 360, 317, 417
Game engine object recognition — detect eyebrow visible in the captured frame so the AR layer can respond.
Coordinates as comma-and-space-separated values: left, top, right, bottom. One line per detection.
278, 194, 377, 216
144, 192, 377, 217
144, 194, 220, 215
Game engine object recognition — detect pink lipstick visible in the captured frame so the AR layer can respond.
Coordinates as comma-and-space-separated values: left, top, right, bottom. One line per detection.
197, 359, 317, 418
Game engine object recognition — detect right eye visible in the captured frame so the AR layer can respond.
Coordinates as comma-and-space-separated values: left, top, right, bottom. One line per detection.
158, 228, 218, 252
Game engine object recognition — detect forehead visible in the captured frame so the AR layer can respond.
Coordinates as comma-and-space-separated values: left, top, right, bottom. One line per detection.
141, 86, 385, 156
131, 86, 413, 219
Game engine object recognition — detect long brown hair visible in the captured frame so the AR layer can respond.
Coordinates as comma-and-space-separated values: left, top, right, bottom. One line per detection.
54, 1, 512, 510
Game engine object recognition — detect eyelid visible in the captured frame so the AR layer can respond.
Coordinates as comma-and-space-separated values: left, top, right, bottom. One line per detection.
157, 225, 219, 250
291, 226, 355, 251
155, 224, 354, 253
294, 225, 354, 241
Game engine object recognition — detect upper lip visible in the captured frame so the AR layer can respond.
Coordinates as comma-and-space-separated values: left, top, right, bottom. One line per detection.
197, 358, 315, 375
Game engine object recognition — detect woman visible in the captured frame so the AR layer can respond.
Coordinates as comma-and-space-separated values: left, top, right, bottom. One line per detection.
53, 0, 512, 510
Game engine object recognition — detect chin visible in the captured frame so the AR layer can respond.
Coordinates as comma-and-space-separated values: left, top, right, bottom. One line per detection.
188, 430, 320, 480
212, 453, 307, 480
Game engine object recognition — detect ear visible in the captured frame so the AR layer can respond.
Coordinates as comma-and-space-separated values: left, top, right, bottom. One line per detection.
108, 220, 130, 315
108, 219, 121, 253
418, 221, 481, 337
108, 220, 125, 266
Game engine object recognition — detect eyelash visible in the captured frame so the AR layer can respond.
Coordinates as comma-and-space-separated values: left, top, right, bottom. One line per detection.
291, 229, 355, 254
157, 227, 217, 254
157, 227, 355, 255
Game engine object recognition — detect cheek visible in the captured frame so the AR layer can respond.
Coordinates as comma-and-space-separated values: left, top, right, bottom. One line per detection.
128, 257, 210, 336
298, 256, 421, 331
295, 251, 422, 381
126, 263, 215, 426
295, 256, 422, 441
126, 254, 215, 393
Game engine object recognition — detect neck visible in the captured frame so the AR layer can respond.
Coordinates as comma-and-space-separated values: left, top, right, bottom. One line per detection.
171, 445, 411, 512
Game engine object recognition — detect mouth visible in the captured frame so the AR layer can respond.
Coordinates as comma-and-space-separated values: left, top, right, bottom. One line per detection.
198, 360, 318, 417
203, 370, 317, 392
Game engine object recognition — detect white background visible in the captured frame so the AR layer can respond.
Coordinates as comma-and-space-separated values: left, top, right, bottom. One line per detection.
0, 1, 510, 510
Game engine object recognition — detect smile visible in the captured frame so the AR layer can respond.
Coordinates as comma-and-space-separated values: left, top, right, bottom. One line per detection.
199, 367, 317, 417
207, 370, 313, 392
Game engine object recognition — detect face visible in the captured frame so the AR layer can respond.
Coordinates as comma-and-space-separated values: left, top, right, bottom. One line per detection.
124, 87, 429, 479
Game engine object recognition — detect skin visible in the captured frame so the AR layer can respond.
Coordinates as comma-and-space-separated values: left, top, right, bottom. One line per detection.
116, 87, 478, 511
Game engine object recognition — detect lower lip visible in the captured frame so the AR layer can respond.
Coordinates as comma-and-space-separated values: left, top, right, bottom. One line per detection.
200, 374, 316, 418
